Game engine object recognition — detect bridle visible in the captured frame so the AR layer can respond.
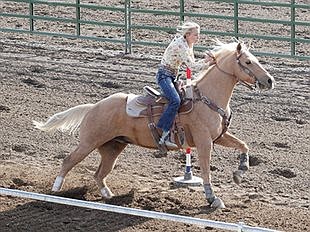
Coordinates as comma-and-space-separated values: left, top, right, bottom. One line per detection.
206, 51, 259, 91
236, 53, 260, 90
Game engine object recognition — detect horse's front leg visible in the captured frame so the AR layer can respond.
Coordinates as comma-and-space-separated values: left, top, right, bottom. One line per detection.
214, 132, 249, 184
193, 132, 225, 209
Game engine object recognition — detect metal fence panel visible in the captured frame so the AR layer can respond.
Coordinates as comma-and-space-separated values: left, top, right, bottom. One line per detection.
0, 0, 309, 59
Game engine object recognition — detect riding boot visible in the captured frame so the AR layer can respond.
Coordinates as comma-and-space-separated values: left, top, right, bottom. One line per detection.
159, 131, 178, 148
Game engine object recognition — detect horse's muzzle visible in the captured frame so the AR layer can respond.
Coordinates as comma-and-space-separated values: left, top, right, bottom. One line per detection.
258, 74, 275, 90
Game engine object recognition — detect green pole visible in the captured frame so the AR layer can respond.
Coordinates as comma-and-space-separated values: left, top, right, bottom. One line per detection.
76, 0, 81, 36
29, 0, 34, 32
125, 0, 132, 54
180, 0, 184, 23
290, 0, 296, 57
234, 0, 239, 39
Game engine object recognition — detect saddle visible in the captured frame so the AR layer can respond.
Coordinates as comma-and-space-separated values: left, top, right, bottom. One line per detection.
126, 85, 193, 117
126, 84, 194, 154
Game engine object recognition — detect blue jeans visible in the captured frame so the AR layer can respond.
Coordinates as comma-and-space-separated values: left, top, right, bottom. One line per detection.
156, 67, 181, 132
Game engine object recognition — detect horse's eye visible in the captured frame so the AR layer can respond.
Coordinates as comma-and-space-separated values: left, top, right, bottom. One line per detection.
245, 60, 252, 65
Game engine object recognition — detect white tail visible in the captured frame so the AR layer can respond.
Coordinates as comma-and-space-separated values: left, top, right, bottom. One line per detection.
33, 104, 94, 134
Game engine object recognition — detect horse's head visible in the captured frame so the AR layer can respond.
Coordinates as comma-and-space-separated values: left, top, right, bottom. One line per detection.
211, 42, 275, 90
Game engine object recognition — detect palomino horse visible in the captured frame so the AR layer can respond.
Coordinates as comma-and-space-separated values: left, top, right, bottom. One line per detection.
33, 41, 274, 209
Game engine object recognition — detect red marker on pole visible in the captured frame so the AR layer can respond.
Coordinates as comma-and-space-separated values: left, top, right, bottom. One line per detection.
185, 67, 193, 99
186, 67, 191, 80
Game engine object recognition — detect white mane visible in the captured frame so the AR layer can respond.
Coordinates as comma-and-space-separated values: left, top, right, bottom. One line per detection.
211, 39, 248, 55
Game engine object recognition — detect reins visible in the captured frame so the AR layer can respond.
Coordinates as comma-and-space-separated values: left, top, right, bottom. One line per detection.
206, 51, 258, 91
189, 52, 233, 143
189, 49, 258, 143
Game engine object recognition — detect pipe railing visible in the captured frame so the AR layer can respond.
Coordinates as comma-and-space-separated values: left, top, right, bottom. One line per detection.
0, 0, 309, 59
0, 188, 280, 232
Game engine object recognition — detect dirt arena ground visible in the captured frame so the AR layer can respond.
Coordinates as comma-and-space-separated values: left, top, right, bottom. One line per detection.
0, 1, 310, 232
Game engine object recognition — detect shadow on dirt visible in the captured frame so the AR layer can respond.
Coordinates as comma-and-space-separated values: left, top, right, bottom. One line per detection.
0, 186, 217, 232
0, 187, 150, 232
22, 78, 46, 88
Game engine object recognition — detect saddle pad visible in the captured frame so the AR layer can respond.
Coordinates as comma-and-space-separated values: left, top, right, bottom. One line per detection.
126, 94, 147, 117
126, 94, 193, 118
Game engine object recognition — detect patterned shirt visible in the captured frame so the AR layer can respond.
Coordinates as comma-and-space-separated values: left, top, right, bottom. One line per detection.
161, 35, 207, 73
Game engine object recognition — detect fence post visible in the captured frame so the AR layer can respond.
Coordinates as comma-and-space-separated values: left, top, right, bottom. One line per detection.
290, 0, 296, 57
179, 0, 185, 23
125, 0, 132, 54
29, 0, 34, 32
233, 0, 239, 39
76, 0, 81, 36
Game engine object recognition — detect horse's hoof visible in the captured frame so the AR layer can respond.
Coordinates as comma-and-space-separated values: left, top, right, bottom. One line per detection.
211, 197, 225, 209
52, 176, 64, 192
100, 187, 114, 199
233, 170, 243, 185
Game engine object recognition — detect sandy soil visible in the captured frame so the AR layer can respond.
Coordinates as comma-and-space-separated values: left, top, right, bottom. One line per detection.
0, 1, 310, 231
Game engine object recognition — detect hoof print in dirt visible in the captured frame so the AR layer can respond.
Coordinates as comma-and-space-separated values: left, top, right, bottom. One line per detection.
269, 168, 297, 179
272, 142, 291, 149
271, 116, 291, 122
153, 151, 167, 158
100, 81, 122, 89
0, 105, 10, 112
22, 78, 46, 88
249, 156, 263, 167
12, 177, 28, 187
295, 119, 307, 125
12, 144, 27, 152
30, 65, 46, 73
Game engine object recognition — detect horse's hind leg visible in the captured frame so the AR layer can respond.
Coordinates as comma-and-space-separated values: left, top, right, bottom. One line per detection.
214, 132, 249, 184
52, 143, 95, 192
94, 140, 127, 199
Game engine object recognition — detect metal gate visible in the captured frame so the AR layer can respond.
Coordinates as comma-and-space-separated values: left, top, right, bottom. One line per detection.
0, 0, 309, 59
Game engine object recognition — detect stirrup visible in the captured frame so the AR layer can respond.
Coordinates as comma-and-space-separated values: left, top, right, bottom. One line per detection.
162, 140, 178, 148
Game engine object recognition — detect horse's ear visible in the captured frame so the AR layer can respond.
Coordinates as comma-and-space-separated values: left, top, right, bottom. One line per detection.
237, 43, 242, 54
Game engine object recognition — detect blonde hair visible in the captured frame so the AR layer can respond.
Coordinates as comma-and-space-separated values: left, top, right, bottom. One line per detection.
176, 22, 200, 36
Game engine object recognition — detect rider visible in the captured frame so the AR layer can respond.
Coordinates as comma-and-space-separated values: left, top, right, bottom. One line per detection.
156, 21, 215, 148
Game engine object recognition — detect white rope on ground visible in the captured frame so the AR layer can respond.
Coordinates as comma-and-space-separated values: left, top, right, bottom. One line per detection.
0, 188, 280, 232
